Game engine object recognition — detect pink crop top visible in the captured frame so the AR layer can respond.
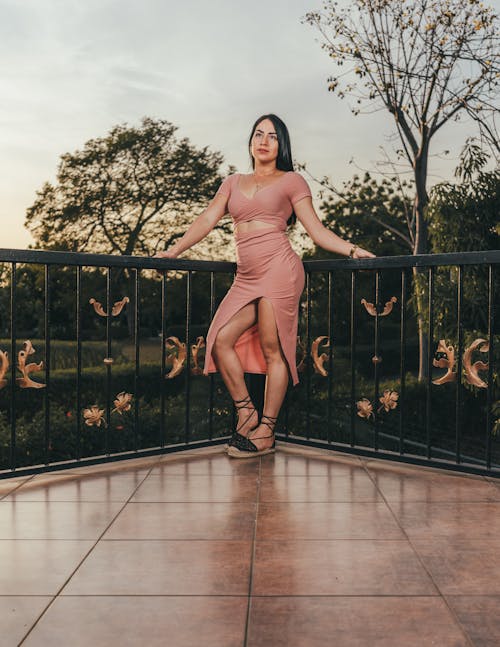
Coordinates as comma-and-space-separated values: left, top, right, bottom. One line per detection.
215, 172, 312, 232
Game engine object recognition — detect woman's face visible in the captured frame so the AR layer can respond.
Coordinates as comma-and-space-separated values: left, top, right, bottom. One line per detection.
250, 118, 279, 166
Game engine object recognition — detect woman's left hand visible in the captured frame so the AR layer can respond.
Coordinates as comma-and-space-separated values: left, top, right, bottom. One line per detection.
352, 246, 376, 259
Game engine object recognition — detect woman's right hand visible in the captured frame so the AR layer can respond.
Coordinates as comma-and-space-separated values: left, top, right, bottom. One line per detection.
153, 248, 178, 259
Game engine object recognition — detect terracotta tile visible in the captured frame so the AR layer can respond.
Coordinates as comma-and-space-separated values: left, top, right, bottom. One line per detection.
0, 501, 124, 539
131, 474, 258, 502
247, 596, 468, 647
252, 540, 437, 595
23, 596, 247, 647
363, 457, 486, 481
256, 502, 404, 539
151, 452, 259, 476
0, 477, 33, 499
371, 471, 499, 502
3, 473, 148, 502
0, 596, 52, 646
260, 453, 364, 477
104, 502, 256, 539
64, 540, 252, 595
0, 540, 94, 594
391, 501, 500, 538
446, 595, 500, 647
412, 538, 500, 595
259, 474, 381, 502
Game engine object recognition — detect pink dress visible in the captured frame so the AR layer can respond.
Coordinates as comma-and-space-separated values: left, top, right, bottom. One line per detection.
203, 171, 312, 386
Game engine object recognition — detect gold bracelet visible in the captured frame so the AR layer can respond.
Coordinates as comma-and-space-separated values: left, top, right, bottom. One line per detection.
349, 244, 358, 258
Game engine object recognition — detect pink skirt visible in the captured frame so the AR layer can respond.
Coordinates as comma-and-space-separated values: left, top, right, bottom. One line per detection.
203, 227, 305, 386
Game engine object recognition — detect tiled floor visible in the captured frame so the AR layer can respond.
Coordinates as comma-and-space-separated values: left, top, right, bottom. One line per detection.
1, 444, 500, 646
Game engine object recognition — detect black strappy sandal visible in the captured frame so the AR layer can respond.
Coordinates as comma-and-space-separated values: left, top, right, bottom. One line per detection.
224, 395, 258, 450
227, 413, 277, 458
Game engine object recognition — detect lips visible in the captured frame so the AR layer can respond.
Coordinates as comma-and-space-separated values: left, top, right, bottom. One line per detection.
257, 148, 269, 152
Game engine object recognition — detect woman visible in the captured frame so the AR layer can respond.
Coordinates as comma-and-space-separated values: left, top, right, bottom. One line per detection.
155, 114, 375, 458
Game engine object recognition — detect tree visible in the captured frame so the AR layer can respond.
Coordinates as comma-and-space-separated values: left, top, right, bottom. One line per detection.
305, 0, 499, 379
25, 117, 233, 259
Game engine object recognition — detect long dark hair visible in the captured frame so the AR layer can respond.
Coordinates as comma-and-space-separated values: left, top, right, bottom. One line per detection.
248, 113, 296, 225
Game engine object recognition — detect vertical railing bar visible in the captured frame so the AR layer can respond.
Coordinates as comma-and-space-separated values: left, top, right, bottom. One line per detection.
373, 271, 381, 452
485, 264, 494, 470
425, 267, 434, 460
105, 267, 111, 455
327, 271, 333, 444
76, 266, 82, 461
455, 264, 464, 464
9, 263, 17, 470
160, 272, 167, 447
44, 264, 51, 465
349, 270, 357, 447
185, 271, 192, 445
208, 272, 215, 441
306, 271, 312, 440
134, 268, 140, 453
399, 269, 407, 455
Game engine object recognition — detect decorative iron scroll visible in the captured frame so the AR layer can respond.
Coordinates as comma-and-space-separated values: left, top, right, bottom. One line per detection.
311, 336, 331, 376
0, 350, 9, 390
361, 296, 397, 317
17, 341, 45, 389
432, 338, 489, 388
89, 296, 129, 317
357, 390, 399, 420
463, 338, 489, 388
432, 339, 456, 385
191, 337, 206, 375
165, 336, 187, 379
83, 392, 133, 427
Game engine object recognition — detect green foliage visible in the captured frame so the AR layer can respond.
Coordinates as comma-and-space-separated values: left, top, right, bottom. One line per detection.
25, 117, 233, 259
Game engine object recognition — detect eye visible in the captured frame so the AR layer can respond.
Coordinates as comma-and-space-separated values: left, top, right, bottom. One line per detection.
269, 134, 277, 141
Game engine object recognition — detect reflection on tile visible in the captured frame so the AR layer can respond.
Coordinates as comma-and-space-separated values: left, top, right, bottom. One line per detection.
0, 501, 124, 539
261, 453, 363, 477
3, 473, 147, 502
446, 595, 500, 647
371, 471, 499, 502
259, 474, 381, 502
0, 540, 94, 594
391, 501, 500, 538
247, 597, 468, 647
23, 596, 247, 647
131, 474, 258, 502
256, 502, 404, 539
252, 540, 437, 596
151, 453, 259, 476
64, 540, 252, 595
0, 596, 52, 646
412, 539, 500, 595
104, 502, 256, 539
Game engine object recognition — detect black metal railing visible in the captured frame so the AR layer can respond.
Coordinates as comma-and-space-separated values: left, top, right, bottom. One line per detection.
0, 247, 498, 479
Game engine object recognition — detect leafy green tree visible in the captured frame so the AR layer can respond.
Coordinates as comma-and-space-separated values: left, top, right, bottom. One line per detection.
25, 117, 233, 259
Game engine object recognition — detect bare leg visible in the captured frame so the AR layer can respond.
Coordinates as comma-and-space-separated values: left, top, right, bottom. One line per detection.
212, 302, 259, 435
247, 298, 289, 450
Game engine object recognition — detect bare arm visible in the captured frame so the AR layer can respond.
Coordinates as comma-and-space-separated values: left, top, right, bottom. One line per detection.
154, 193, 229, 258
294, 197, 375, 259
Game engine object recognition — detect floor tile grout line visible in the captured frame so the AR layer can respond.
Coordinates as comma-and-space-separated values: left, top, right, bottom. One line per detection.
16, 463, 160, 646
243, 458, 262, 647
359, 458, 477, 647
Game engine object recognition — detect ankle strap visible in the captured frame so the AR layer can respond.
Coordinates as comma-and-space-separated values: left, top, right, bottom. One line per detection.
261, 413, 278, 432
233, 395, 253, 410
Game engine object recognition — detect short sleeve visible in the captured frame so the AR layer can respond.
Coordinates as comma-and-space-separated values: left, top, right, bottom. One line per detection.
215, 174, 234, 198
288, 173, 312, 205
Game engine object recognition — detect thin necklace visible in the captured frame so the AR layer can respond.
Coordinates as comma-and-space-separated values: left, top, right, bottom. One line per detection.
253, 169, 279, 190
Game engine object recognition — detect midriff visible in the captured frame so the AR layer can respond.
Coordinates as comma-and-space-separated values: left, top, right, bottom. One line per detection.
234, 220, 277, 235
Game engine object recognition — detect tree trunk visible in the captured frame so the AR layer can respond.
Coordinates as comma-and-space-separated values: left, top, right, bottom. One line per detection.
412, 148, 430, 382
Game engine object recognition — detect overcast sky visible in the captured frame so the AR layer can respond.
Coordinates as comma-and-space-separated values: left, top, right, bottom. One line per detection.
1, 0, 497, 249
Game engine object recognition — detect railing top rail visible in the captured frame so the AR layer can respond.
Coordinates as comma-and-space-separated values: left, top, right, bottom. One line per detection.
0, 247, 498, 271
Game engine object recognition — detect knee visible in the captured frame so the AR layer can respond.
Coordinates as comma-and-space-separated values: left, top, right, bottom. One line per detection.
213, 329, 232, 356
